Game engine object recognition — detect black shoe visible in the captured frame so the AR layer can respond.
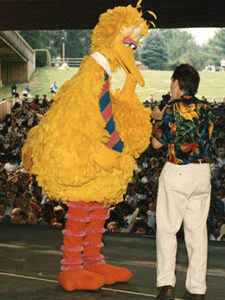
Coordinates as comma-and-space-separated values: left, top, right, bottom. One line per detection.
156, 285, 175, 300
184, 289, 205, 299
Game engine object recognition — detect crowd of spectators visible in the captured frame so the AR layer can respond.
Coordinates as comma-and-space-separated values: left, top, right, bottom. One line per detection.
0, 93, 224, 242
0, 95, 66, 228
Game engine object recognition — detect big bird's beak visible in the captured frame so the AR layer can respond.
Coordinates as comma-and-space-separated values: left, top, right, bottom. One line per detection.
113, 40, 145, 87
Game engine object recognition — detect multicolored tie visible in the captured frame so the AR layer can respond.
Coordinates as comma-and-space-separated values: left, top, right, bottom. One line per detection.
99, 73, 124, 153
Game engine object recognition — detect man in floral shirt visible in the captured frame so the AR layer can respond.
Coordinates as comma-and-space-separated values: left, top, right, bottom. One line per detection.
151, 64, 214, 300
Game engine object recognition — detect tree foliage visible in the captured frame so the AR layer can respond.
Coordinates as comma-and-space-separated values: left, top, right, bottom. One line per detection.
19, 30, 60, 57
137, 29, 207, 71
65, 30, 92, 57
202, 28, 225, 69
137, 30, 168, 70
19, 30, 92, 58
19, 28, 225, 71
161, 29, 206, 70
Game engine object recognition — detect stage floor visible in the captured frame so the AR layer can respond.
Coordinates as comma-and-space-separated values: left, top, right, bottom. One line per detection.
0, 224, 224, 300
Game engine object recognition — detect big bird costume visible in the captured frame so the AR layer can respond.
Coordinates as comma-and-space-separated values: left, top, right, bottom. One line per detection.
22, 2, 153, 292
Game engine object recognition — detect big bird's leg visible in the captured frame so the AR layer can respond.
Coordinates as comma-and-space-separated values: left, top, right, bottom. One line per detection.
58, 202, 105, 291
83, 202, 132, 284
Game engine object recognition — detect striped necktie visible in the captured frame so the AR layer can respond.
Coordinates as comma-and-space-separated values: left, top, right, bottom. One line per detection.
99, 73, 124, 153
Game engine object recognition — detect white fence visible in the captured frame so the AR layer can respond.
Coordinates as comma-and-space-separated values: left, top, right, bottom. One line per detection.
51, 58, 83, 67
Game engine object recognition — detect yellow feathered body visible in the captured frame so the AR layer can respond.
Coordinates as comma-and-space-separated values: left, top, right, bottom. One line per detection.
22, 5, 152, 205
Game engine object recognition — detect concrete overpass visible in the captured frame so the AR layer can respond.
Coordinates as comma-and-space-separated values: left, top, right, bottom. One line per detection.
0, 31, 35, 87
0, 0, 224, 30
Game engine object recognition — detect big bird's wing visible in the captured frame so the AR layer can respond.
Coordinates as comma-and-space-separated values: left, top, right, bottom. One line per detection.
22, 57, 120, 188
111, 74, 152, 159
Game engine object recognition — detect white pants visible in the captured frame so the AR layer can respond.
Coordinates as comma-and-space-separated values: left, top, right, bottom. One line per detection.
156, 162, 211, 294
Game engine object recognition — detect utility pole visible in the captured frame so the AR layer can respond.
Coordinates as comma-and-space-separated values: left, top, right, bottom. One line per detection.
60, 30, 67, 63
62, 41, 65, 63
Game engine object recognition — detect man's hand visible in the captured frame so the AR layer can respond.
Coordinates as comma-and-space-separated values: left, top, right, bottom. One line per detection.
151, 105, 167, 120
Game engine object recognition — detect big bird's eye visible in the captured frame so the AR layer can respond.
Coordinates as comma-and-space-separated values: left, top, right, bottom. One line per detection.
129, 43, 137, 50
123, 37, 138, 51
123, 42, 137, 51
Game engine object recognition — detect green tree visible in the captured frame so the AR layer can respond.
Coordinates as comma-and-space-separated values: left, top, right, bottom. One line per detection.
137, 29, 168, 70
65, 30, 92, 57
19, 30, 60, 57
180, 47, 207, 71
160, 29, 205, 70
203, 28, 225, 69
19, 30, 92, 59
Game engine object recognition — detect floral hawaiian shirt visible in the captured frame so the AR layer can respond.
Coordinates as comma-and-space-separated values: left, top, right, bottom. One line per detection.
152, 93, 214, 165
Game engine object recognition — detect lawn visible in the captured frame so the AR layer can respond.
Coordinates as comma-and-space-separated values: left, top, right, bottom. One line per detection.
0, 66, 225, 102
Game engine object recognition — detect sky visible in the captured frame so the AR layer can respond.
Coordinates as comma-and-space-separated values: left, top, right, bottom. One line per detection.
183, 28, 217, 45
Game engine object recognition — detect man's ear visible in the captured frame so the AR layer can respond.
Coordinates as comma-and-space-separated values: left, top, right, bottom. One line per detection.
174, 79, 180, 90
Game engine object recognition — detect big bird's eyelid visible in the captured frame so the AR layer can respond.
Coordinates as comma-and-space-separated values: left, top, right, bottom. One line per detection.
123, 42, 137, 50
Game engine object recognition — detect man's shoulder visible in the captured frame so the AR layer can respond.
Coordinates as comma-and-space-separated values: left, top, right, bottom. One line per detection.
168, 97, 212, 108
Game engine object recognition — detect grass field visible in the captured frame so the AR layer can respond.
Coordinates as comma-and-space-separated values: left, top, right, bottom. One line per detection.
0, 66, 225, 102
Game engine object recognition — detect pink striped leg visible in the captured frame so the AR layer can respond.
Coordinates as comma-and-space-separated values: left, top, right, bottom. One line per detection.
58, 202, 105, 291
83, 202, 132, 284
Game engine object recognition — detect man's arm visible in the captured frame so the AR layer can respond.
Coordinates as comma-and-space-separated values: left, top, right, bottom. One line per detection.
151, 105, 166, 120
151, 106, 166, 149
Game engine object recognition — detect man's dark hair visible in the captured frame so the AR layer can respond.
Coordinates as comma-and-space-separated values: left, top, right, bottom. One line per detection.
0, 201, 6, 209
20, 209, 28, 221
135, 221, 149, 233
172, 64, 200, 96
137, 200, 149, 211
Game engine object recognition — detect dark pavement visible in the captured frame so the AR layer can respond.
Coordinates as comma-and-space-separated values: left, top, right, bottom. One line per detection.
0, 224, 224, 300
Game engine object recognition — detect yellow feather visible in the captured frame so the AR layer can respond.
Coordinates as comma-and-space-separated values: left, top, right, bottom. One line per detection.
148, 10, 157, 20
136, 0, 142, 9
150, 21, 156, 28
36, 113, 43, 118
22, 5, 151, 205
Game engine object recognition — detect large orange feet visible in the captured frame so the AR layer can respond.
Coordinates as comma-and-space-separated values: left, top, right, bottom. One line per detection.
84, 263, 132, 285
58, 269, 105, 291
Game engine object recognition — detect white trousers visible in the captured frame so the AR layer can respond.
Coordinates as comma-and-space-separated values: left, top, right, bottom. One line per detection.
156, 162, 211, 294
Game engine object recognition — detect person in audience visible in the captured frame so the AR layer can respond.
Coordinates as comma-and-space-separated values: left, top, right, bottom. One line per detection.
147, 202, 156, 234
11, 83, 17, 97
22, 86, 32, 98
217, 149, 225, 168
50, 82, 58, 94
51, 205, 65, 228
107, 221, 121, 232
0, 201, 11, 224
38, 203, 55, 226
26, 211, 38, 225
134, 221, 149, 235
4, 156, 19, 174
11, 207, 27, 224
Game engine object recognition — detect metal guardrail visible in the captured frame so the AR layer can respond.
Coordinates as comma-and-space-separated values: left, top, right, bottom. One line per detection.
51, 58, 83, 67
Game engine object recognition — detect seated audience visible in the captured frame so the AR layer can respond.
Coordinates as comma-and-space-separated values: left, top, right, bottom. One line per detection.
0, 93, 224, 243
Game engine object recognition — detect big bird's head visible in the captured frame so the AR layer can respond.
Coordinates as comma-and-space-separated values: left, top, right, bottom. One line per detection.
90, 4, 149, 87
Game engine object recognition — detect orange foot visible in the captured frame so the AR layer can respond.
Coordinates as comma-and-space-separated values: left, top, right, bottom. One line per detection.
58, 269, 105, 291
84, 263, 132, 285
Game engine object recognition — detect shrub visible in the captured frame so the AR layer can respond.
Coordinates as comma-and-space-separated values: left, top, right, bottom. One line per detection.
35, 49, 51, 67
